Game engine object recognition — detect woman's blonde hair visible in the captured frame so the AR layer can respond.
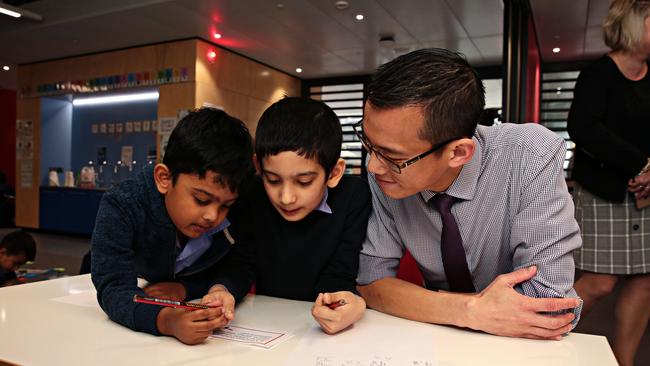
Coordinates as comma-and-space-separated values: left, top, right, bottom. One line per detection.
603, 0, 650, 52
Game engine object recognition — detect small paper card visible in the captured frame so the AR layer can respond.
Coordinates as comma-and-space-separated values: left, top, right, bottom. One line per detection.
211, 325, 291, 349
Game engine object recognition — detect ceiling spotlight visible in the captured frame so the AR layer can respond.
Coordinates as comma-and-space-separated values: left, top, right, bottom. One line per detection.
2, 66, 9, 71
356, 14, 364, 20
207, 51, 217, 61
213, 32, 222, 39
552, 47, 560, 53
295, 67, 303, 73
335, 1, 349, 10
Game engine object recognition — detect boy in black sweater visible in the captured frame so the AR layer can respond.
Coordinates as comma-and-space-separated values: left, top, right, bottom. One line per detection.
204, 97, 371, 334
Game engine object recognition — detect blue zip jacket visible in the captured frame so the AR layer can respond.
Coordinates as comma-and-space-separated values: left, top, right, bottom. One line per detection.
91, 166, 232, 335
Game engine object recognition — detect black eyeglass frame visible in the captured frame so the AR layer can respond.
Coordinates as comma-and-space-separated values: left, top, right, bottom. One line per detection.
353, 119, 466, 174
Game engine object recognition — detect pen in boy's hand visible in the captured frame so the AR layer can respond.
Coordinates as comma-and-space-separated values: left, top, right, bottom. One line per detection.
133, 294, 216, 311
327, 299, 347, 310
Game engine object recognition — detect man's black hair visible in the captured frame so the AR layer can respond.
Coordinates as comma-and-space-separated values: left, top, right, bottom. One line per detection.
367, 48, 485, 145
163, 108, 253, 192
0, 230, 36, 262
255, 97, 342, 176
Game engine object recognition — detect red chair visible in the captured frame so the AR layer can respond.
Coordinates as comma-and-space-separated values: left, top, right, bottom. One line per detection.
396, 250, 424, 286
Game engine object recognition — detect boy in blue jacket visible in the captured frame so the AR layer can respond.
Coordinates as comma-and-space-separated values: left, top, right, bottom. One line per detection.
204, 97, 371, 334
91, 108, 253, 344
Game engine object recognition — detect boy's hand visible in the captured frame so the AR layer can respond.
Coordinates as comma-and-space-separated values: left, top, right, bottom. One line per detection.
144, 282, 186, 301
156, 306, 226, 345
201, 284, 235, 323
311, 291, 366, 334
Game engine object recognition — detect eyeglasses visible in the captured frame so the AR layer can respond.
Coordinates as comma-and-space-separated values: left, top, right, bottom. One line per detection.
353, 119, 463, 174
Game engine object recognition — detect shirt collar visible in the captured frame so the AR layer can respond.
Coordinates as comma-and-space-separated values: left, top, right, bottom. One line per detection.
420, 133, 482, 203
315, 188, 332, 214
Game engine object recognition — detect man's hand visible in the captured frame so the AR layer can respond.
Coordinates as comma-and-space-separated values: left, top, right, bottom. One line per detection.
144, 282, 186, 301
311, 291, 366, 334
465, 266, 580, 340
201, 284, 235, 323
156, 306, 227, 345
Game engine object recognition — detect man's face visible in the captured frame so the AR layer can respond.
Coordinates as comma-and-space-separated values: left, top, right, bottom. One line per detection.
259, 151, 328, 222
362, 103, 458, 199
159, 170, 238, 239
0, 249, 27, 272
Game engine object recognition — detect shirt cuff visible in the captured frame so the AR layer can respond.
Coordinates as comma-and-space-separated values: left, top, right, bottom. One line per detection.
356, 254, 400, 285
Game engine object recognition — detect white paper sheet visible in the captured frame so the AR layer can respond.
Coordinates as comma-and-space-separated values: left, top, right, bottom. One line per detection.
211, 325, 292, 349
282, 322, 437, 366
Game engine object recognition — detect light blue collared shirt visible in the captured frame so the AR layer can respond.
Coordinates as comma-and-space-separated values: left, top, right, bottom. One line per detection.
315, 188, 332, 214
174, 219, 230, 274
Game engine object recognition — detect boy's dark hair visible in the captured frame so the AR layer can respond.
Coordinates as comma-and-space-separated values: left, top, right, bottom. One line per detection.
255, 97, 342, 176
163, 108, 253, 192
1, 230, 36, 261
367, 48, 485, 146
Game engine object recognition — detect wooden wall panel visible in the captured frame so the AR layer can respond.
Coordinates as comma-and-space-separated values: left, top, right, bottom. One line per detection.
18, 40, 197, 93
15, 98, 40, 228
194, 40, 301, 131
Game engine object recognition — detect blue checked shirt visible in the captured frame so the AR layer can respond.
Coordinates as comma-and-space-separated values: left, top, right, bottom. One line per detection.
358, 123, 583, 324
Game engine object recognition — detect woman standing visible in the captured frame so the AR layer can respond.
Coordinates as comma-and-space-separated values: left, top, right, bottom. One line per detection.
568, 1, 650, 365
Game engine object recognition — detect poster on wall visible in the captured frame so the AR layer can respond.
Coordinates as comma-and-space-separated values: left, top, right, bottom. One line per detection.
134, 121, 142, 133
116, 123, 123, 134
100, 123, 107, 134
16, 138, 33, 160
158, 116, 178, 160
17, 120, 34, 138
16, 120, 34, 160
126, 121, 133, 133
143, 120, 151, 132
20, 160, 33, 188
92, 124, 98, 134
121, 146, 133, 167
108, 123, 115, 134
151, 120, 157, 132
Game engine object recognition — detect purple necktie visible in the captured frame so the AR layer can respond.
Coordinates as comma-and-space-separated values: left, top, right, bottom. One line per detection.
431, 193, 476, 293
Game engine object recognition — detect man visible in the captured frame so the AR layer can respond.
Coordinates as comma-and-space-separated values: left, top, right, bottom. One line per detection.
356, 48, 582, 340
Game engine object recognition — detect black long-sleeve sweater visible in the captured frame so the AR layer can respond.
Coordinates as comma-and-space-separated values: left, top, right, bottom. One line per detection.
211, 175, 371, 302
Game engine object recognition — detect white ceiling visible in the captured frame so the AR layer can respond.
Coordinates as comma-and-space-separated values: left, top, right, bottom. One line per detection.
0, 0, 611, 90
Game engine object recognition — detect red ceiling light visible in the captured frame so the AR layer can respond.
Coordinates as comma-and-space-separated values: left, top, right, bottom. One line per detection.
207, 50, 217, 61
213, 32, 222, 39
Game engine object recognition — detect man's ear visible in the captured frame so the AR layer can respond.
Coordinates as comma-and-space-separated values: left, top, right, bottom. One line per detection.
326, 158, 347, 188
253, 154, 261, 175
154, 163, 173, 194
447, 138, 475, 169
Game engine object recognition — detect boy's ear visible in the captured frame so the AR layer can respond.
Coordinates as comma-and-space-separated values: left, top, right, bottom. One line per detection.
252, 154, 261, 175
153, 163, 173, 194
446, 138, 475, 169
326, 158, 346, 188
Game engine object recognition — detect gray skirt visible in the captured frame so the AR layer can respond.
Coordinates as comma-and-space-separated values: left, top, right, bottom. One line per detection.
573, 183, 649, 274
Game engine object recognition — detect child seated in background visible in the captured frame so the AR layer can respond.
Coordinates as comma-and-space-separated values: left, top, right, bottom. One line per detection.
203, 97, 371, 334
0, 230, 36, 285
91, 108, 253, 345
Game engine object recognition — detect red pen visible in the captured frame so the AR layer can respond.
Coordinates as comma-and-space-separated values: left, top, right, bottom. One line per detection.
133, 294, 214, 311
327, 299, 347, 310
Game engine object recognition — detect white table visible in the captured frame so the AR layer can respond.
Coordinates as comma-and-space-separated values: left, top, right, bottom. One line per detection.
0, 275, 617, 366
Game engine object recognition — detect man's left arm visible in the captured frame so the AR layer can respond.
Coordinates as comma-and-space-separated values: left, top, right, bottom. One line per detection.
510, 131, 583, 328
